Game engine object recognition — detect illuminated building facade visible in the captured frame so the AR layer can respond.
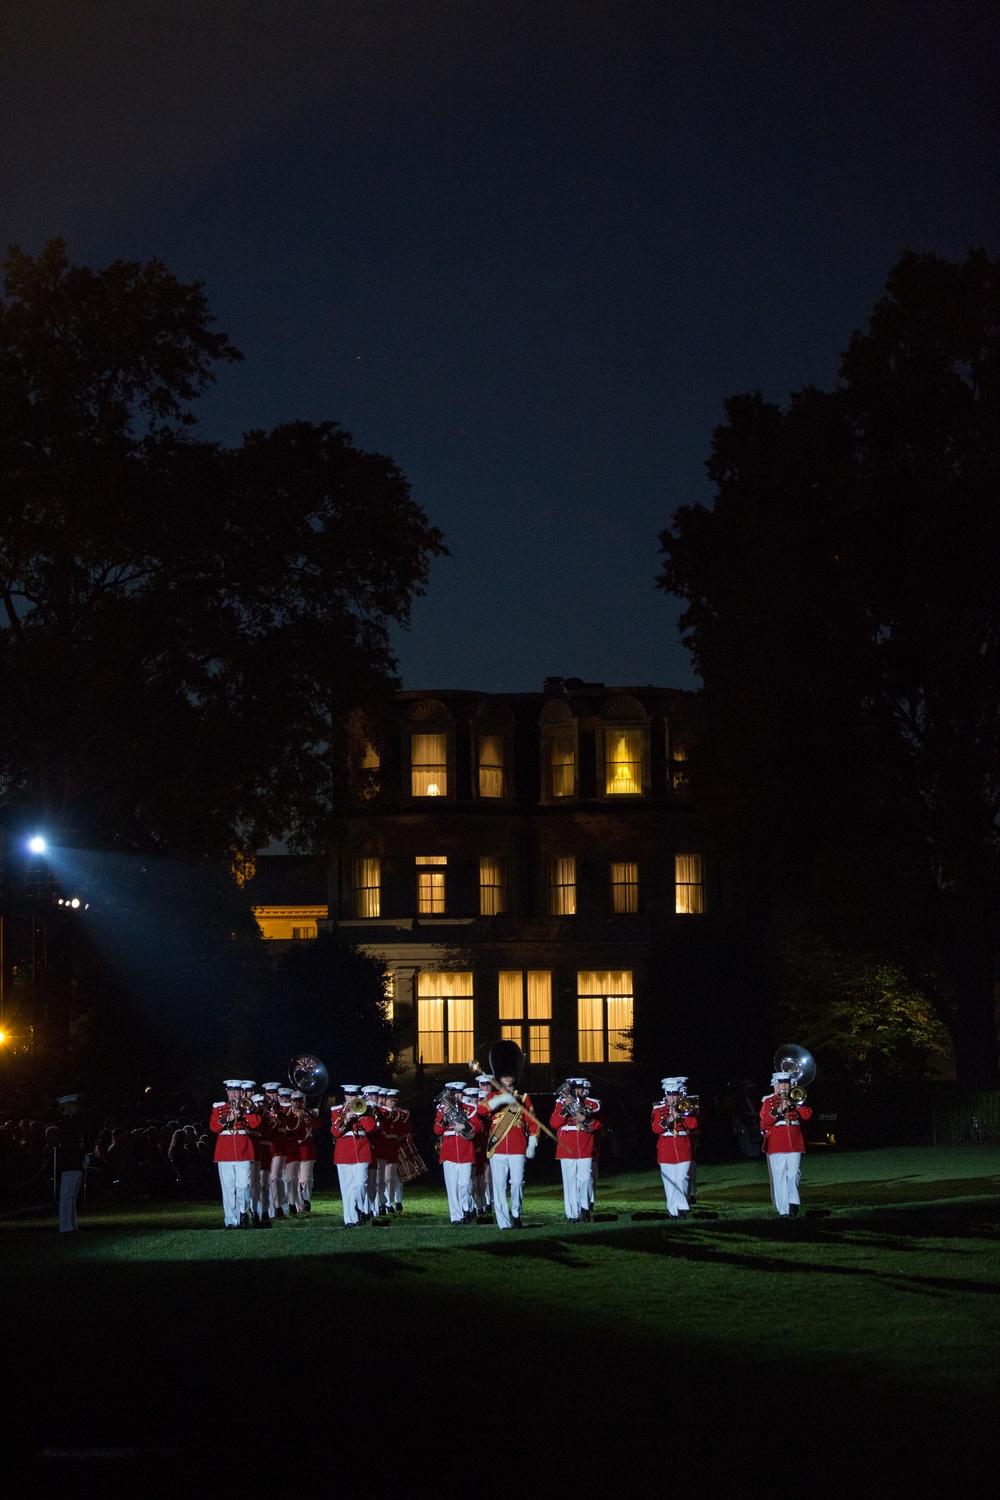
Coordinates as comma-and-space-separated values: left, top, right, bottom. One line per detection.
326, 678, 708, 1090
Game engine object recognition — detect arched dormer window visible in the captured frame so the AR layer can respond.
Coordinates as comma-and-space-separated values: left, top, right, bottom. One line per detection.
600, 694, 649, 797
473, 701, 514, 800
539, 698, 577, 801
404, 698, 453, 799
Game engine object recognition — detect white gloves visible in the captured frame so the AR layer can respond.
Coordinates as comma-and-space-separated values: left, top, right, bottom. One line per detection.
526, 1135, 538, 1160
488, 1091, 516, 1111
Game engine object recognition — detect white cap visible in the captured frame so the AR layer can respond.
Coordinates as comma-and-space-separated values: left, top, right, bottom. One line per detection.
771, 1071, 793, 1085
476, 1075, 492, 1085
384, 1088, 399, 1097
278, 1087, 293, 1098
461, 1087, 478, 1097
290, 1091, 304, 1100
251, 1094, 264, 1104
661, 1078, 682, 1092
362, 1086, 381, 1096
263, 1082, 281, 1092
567, 1077, 590, 1089
342, 1084, 361, 1093
241, 1080, 255, 1090
224, 1079, 242, 1089
445, 1081, 466, 1091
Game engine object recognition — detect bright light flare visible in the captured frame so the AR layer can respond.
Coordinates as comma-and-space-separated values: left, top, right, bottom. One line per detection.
27, 835, 47, 854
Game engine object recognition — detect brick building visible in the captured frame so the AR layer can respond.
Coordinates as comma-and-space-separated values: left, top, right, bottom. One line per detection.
321, 677, 708, 1091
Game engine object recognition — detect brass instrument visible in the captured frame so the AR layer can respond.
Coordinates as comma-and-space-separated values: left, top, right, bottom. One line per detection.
660, 1094, 698, 1128
288, 1054, 329, 1097
556, 1083, 593, 1128
435, 1089, 474, 1138
772, 1044, 816, 1112
470, 1060, 558, 1143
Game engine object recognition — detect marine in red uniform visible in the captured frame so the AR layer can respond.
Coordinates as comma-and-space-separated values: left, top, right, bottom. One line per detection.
434, 1082, 481, 1225
760, 1071, 813, 1217
550, 1078, 601, 1222
210, 1080, 262, 1229
481, 1071, 539, 1230
652, 1077, 698, 1217
331, 1085, 376, 1226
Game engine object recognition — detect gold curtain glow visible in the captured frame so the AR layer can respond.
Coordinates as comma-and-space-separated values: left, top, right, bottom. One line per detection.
605, 729, 643, 795
411, 732, 447, 797
577, 970, 634, 1063
478, 735, 504, 798
675, 854, 704, 914
610, 861, 638, 914
416, 972, 474, 1065
354, 857, 381, 918
550, 856, 577, 915
549, 732, 575, 797
479, 856, 506, 915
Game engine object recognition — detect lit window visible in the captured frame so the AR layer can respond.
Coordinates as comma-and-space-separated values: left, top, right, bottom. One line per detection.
416, 855, 447, 915
577, 971, 633, 1063
292, 924, 317, 940
416, 971, 474, 1065
354, 857, 381, 918
478, 735, 505, 798
549, 857, 577, 915
605, 729, 644, 795
675, 854, 704, 914
549, 732, 576, 798
479, 856, 507, 915
411, 733, 447, 797
383, 971, 395, 1023
498, 970, 552, 1063
610, 861, 638, 914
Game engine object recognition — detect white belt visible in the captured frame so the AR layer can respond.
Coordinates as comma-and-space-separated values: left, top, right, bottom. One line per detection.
229, 1130, 248, 1135
562, 1125, 582, 1131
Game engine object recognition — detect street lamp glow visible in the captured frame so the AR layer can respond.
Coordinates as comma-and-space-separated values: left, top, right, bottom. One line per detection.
27, 835, 47, 854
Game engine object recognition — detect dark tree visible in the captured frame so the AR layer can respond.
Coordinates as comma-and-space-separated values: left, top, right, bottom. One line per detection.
236, 931, 393, 1089
0, 241, 446, 858
659, 250, 1000, 1085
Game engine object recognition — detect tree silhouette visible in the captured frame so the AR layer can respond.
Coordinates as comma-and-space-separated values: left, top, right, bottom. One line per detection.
660, 250, 1000, 1084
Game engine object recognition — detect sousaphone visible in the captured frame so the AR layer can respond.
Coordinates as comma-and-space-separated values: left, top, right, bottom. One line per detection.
288, 1054, 330, 1098
773, 1043, 816, 1103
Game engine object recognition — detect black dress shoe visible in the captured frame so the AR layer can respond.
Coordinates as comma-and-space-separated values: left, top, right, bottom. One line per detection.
789, 1204, 800, 1218
512, 1216, 523, 1228
580, 1209, 591, 1222
302, 1200, 312, 1213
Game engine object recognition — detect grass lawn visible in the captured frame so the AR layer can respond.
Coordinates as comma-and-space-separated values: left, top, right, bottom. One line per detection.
4, 1146, 999, 1495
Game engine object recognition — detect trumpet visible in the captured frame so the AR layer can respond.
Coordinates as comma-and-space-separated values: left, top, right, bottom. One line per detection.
556, 1084, 592, 1127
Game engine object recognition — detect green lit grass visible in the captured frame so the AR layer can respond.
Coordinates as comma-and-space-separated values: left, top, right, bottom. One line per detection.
5, 1148, 999, 1493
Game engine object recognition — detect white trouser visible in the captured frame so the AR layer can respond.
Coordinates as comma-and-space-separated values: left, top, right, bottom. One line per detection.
443, 1160, 474, 1222
767, 1151, 802, 1215
377, 1160, 399, 1210
658, 1160, 691, 1217
250, 1162, 263, 1218
560, 1158, 593, 1219
269, 1155, 287, 1216
59, 1170, 83, 1232
337, 1162, 369, 1224
299, 1160, 315, 1204
218, 1161, 253, 1226
392, 1168, 404, 1207
473, 1167, 491, 1211
490, 1153, 525, 1229
284, 1160, 304, 1213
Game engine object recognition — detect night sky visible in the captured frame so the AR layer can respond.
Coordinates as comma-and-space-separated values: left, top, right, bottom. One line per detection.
3, 1, 997, 693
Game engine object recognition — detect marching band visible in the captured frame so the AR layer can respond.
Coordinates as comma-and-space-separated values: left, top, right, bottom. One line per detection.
209, 1046, 815, 1228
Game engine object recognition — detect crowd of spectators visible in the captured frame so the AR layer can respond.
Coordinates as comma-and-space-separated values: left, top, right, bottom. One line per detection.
0, 1109, 221, 1205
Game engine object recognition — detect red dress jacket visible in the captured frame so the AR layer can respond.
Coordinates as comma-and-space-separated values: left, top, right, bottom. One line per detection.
550, 1100, 602, 1159
434, 1106, 481, 1164
651, 1105, 698, 1164
298, 1112, 321, 1163
378, 1111, 402, 1165
210, 1104, 262, 1163
759, 1095, 812, 1154
331, 1107, 376, 1164
479, 1090, 538, 1155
